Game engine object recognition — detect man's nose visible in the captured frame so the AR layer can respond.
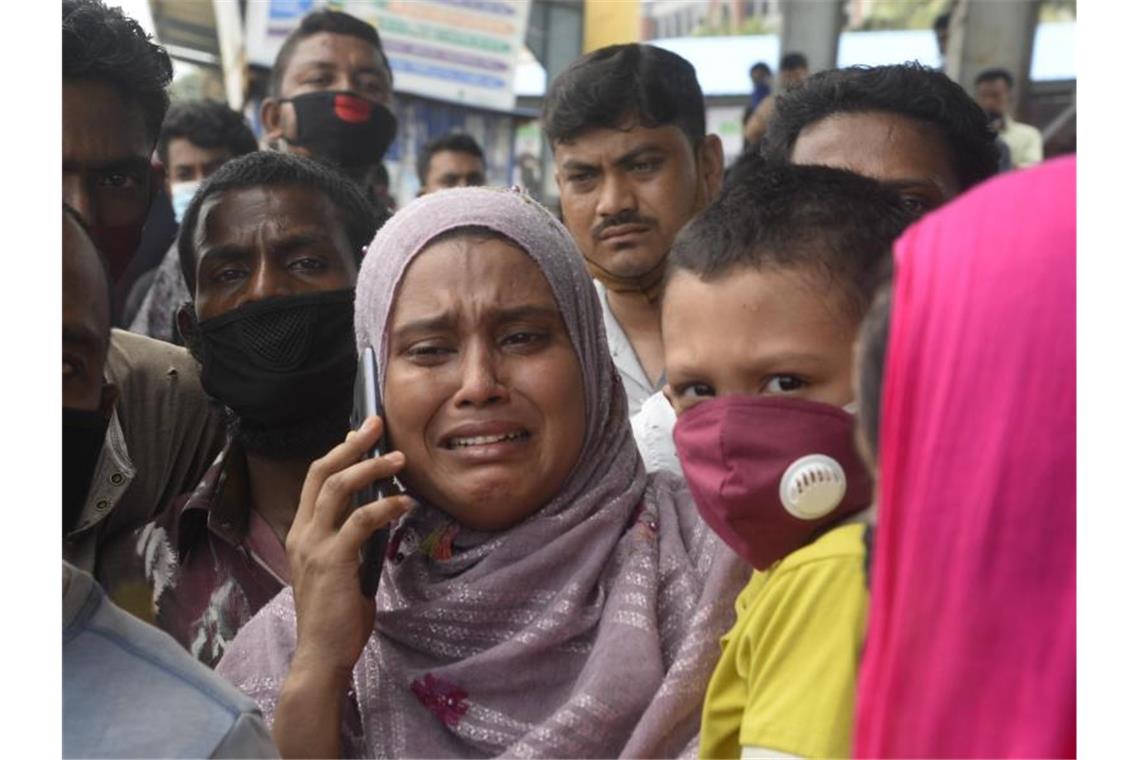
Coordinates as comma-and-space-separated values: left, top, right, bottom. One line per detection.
243, 262, 294, 305
596, 173, 635, 217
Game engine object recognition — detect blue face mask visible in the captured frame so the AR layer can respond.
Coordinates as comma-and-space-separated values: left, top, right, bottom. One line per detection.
170, 180, 201, 224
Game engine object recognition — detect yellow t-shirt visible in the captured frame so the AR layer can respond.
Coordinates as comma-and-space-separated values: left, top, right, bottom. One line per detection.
699, 523, 870, 759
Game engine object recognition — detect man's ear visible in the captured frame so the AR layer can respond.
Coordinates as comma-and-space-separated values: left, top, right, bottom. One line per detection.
261, 97, 283, 141
698, 134, 725, 200
175, 302, 196, 346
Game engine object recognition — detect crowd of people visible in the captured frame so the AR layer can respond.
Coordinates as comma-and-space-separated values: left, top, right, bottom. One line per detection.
61, 0, 1075, 757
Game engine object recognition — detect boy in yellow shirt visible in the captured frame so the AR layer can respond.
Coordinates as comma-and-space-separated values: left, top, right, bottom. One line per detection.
662, 158, 910, 758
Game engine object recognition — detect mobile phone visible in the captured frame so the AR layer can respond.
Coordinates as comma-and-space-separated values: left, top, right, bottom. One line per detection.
350, 346, 404, 598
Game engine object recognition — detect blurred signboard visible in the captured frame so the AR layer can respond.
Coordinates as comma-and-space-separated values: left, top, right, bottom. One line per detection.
246, 0, 532, 113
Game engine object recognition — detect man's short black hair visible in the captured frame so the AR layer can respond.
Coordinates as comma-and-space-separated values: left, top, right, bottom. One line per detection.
670, 154, 908, 321
751, 62, 772, 78
63, 0, 173, 143
157, 100, 259, 168
779, 52, 809, 71
269, 9, 392, 98
762, 62, 1000, 192
541, 43, 707, 148
975, 67, 1014, 89
177, 151, 380, 292
933, 11, 952, 31
416, 133, 485, 184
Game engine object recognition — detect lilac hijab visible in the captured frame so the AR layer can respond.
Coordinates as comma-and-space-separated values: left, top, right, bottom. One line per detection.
219, 187, 747, 757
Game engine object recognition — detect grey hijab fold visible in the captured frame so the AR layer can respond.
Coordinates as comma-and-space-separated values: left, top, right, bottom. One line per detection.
218, 187, 747, 757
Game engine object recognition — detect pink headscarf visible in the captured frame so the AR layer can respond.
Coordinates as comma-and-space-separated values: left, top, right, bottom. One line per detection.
218, 187, 747, 757
855, 158, 1076, 758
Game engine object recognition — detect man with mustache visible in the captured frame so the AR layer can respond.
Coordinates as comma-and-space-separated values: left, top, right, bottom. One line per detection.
131, 151, 380, 666
541, 44, 725, 417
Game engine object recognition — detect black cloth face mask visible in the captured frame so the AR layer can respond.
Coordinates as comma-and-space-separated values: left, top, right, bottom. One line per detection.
282, 91, 397, 169
63, 407, 110, 536
182, 289, 358, 429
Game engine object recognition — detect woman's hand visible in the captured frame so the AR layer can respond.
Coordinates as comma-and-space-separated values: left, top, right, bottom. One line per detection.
273, 416, 412, 758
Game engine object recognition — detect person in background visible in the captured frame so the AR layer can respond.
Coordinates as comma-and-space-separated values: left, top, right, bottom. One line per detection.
63, 0, 171, 314
743, 51, 810, 145
63, 204, 278, 759
660, 161, 910, 758
62, 0, 226, 610
854, 158, 1074, 758
128, 100, 259, 342
974, 67, 1044, 168
743, 62, 772, 123
764, 62, 1000, 213
541, 43, 724, 418
416, 132, 487, 195
631, 63, 999, 475
123, 152, 379, 667
932, 11, 951, 69
260, 8, 399, 204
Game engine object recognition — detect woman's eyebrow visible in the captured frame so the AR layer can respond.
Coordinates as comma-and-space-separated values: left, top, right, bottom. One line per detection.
391, 313, 454, 339
493, 304, 560, 324
391, 304, 560, 340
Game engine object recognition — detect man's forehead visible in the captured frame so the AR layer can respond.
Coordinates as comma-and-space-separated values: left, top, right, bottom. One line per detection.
794, 113, 952, 176
284, 32, 386, 76
197, 185, 339, 241
554, 122, 689, 161
62, 80, 151, 163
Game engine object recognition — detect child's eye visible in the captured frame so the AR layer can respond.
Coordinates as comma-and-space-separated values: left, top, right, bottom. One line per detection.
678, 383, 715, 399
763, 375, 805, 394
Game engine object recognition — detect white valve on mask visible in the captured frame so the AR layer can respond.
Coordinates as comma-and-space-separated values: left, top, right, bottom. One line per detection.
779, 454, 847, 520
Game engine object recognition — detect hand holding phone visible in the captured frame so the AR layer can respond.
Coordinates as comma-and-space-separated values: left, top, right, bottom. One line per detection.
350, 347, 405, 598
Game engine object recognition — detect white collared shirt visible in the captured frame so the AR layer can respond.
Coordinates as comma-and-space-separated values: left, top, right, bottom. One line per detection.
593, 279, 663, 417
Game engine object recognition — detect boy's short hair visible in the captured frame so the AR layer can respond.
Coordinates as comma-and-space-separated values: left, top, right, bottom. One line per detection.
670, 154, 909, 321
541, 43, 706, 149
761, 63, 1000, 192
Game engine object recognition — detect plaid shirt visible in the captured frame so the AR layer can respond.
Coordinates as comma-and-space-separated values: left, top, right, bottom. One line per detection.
134, 441, 290, 667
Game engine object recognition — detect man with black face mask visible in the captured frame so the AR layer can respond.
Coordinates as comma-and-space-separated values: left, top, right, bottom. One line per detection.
126, 152, 379, 667
260, 9, 399, 208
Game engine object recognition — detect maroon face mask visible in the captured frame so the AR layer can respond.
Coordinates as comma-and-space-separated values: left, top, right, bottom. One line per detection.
673, 395, 873, 571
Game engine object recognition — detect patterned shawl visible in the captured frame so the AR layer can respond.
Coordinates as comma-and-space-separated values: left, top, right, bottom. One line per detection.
218, 187, 747, 757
